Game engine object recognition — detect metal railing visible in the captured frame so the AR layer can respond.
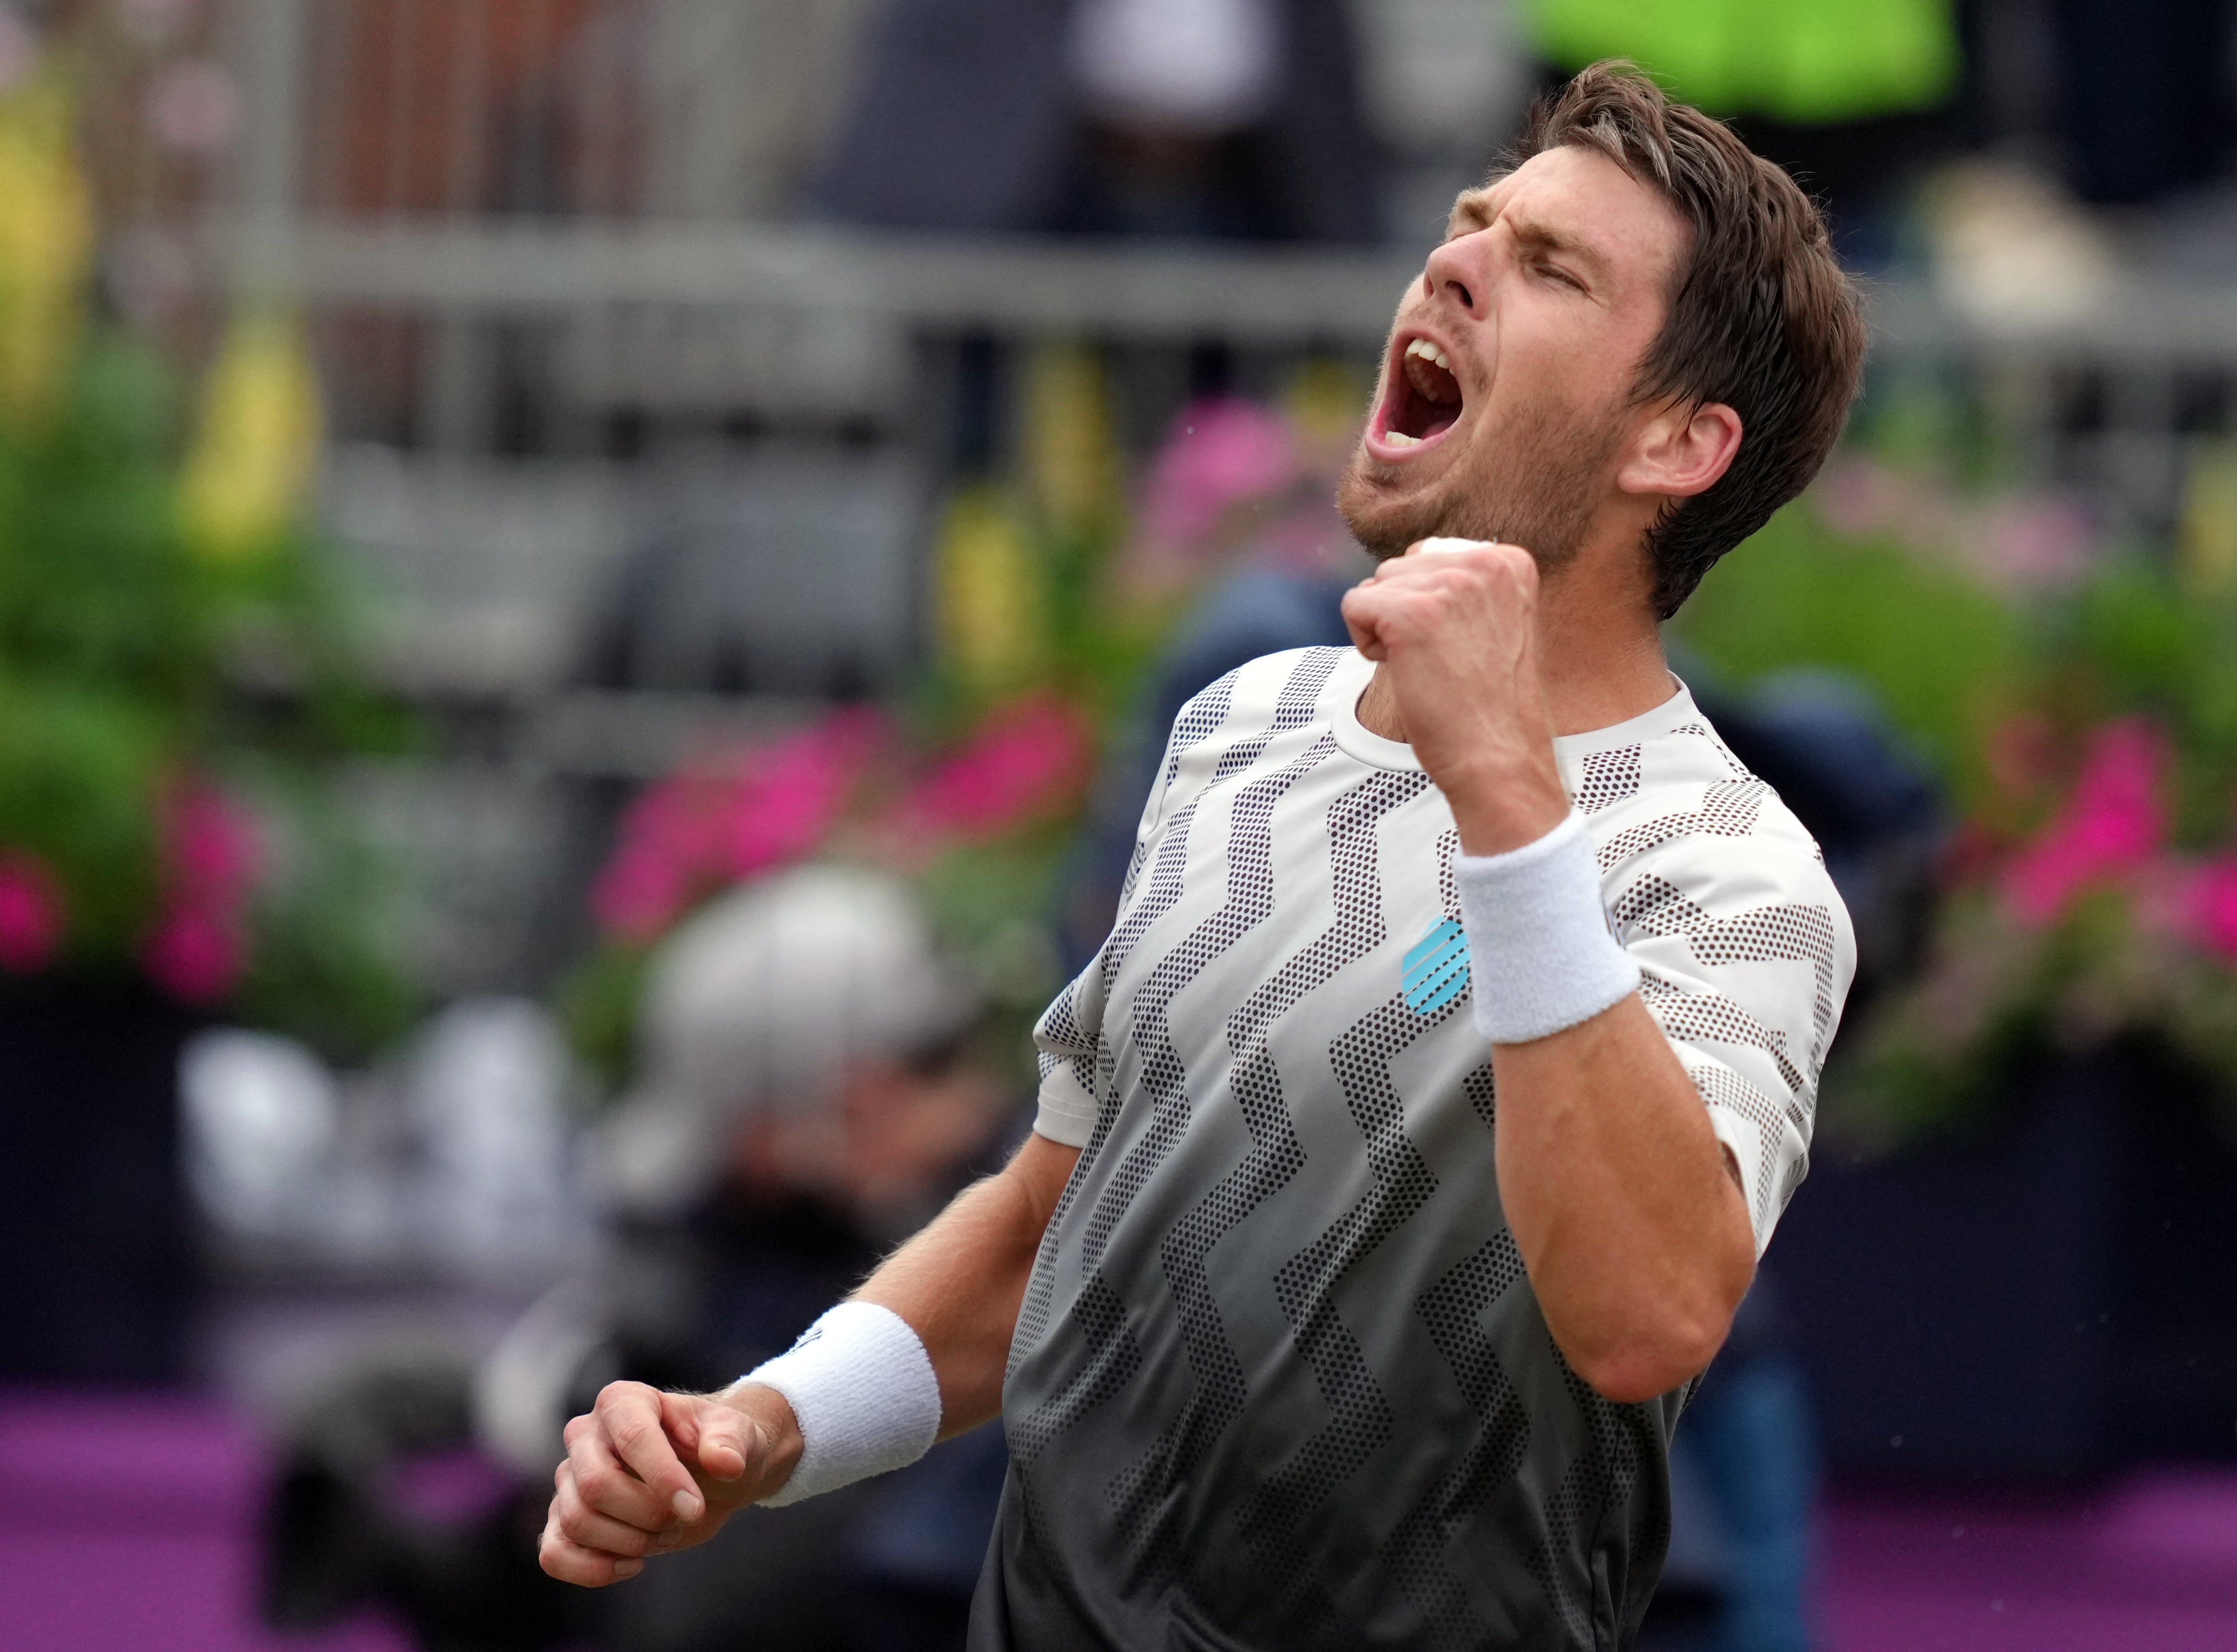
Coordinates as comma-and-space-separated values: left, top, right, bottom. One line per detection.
206, 0, 2237, 993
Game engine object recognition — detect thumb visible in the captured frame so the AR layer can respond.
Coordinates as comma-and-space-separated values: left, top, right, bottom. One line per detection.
1341, 583, 1387, 660
692, 1397, 752, 1483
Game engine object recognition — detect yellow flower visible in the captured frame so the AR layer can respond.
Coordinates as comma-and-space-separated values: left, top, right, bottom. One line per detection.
0, 73, 91, 428
935, 483, 1049, 691
179, 309, 323, 561
1022, 342, 1120, 540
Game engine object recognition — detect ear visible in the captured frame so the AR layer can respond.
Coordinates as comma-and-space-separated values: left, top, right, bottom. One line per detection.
1616, 400, 1742, 503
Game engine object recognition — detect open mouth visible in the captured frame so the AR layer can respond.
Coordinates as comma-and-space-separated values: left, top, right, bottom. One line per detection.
1376, 337, 1464, 453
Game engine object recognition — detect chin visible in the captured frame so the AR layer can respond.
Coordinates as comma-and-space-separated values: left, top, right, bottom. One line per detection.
1336, 448, 1458, 562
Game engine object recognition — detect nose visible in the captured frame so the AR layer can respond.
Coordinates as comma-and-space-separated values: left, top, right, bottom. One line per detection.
1422, 230, 1495, 321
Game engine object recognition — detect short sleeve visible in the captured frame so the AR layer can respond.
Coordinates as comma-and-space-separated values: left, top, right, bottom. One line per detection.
1607, 829, 1855, 1255
1030, 963, 1105, 1147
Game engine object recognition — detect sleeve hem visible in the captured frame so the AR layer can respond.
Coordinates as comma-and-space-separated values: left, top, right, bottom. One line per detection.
1031, 1066, 1097, 1148
1703, 1103, 1775, 1259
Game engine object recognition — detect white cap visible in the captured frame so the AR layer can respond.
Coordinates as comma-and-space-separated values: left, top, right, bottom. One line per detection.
592, 865, 976, 1219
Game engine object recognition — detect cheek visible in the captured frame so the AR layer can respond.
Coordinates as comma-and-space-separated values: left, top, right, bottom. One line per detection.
1491, 303, 1636, 413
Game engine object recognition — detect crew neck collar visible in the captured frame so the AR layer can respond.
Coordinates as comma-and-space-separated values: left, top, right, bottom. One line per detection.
1328, 647, 1697, 775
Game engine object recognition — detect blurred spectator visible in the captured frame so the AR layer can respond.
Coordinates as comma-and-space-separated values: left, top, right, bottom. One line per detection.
263, 865, 1019, 1652
816, 0, 1379, 240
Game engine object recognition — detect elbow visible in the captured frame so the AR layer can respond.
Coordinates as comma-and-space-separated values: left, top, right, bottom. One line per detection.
1563, 1306, 1736, 1405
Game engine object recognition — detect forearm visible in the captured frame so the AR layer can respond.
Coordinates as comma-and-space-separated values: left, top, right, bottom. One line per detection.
850, 1130, 1080, 1437
1492, 994, 1754, 1402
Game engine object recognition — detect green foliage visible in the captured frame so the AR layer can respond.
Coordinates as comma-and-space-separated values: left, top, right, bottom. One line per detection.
1675, 469, 2237, 1149
556, 941, 652, 1099
0, 328, 413, 1056
1672, 497, 2021, 801
2049, 562, 2237, 844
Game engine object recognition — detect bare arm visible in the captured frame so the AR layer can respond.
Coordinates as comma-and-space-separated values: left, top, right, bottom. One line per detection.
1343, 542, 1753, 1403
1490, 997, 1753, 1401
855, 1130, 1080, 1437
540, 1130, 1081, 1585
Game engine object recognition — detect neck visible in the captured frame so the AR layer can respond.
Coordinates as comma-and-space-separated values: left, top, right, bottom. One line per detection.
1355, 550, 1672, 744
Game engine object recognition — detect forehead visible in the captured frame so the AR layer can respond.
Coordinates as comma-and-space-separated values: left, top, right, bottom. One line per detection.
1450, 145, 1691, 296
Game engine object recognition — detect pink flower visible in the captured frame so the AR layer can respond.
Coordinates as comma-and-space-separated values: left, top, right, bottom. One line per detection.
139, 779, 262, 1001
2185, 856, 2237, 959
1138, 398, 1299, 553
899, 696, 1092, 842
720, 709, 885, 881
0, 851, 64, 971
142, 903, 247, 1003
1976, 498, 2095, 591
160, 780, 261, 908
2000, 719, 2169, 926
590, 709, 888, 943
592, 771, 729, 942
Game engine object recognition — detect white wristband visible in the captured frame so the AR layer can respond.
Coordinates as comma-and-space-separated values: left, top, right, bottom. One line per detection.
736, 1301, 941, 1507
1455, 811, 1639, 1044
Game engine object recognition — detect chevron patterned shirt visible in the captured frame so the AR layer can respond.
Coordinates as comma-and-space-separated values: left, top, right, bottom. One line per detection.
974, 645, 1855, 1652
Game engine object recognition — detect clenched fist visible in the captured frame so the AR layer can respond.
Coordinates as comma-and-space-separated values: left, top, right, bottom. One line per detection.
1340, 538, 1569, 854
538, 1379, 802, 1586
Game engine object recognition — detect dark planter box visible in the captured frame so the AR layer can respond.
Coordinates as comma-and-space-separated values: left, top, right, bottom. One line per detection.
1771, 1047, 2237, 1480
0, 973, 203, 1383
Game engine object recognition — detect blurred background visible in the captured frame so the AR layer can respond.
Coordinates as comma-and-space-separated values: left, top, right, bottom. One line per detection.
5, 0, 2237, 1648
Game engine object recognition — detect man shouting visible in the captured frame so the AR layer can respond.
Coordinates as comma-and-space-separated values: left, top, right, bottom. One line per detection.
541, 61, 1864, 1651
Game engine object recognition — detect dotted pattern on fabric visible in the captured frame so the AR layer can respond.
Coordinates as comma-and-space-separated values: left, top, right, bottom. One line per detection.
1017, 660, 1324, 1378
1689, 904, 1841, 1066
1613, 876, 1843, 1072
1639, 970, 1806, 1099
1375, 1229, 1537, 1646
1462, 1063, 1497, 1130
1688, 1060, 1803, 1235
1032, 979, 1091, 1122
1153, 674, 1237, 802
1672, 720, 1756, 782
1109, 768, 1432, 1580
1014, 653, 1343, 1412
1521, 1360, 1664, 1648
1596, 779, 1768, 873
1235, 836, 1482, 1613
1080, 735, 1338, 1279
1575, 745, 1643, 815
1010, 1273, 1145, 1547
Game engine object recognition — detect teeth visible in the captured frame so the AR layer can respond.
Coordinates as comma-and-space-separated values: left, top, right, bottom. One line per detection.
1384, 431, 1422, 448
1404, 338, 1454, 372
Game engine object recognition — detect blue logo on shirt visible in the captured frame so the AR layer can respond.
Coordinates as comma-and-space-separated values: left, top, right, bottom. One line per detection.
1402, 917, 1469, 1014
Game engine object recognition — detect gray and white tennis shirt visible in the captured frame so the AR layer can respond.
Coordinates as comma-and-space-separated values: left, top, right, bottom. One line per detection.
973, 645, 1854, 1652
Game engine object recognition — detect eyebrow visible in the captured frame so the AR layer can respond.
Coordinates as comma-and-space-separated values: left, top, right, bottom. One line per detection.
1447, 188, 1618, 291
1507, 216, 1616, 288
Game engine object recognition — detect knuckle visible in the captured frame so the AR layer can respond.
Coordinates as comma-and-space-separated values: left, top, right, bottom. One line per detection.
575, 1465, 618, 1507
596, 1380, 653, 1416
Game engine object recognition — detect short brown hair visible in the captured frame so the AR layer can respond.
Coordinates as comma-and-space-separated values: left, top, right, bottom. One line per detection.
1513, 62, 1866, 617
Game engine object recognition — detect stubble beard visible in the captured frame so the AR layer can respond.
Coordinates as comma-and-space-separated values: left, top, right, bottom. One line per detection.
1335, 396, 1624, 573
